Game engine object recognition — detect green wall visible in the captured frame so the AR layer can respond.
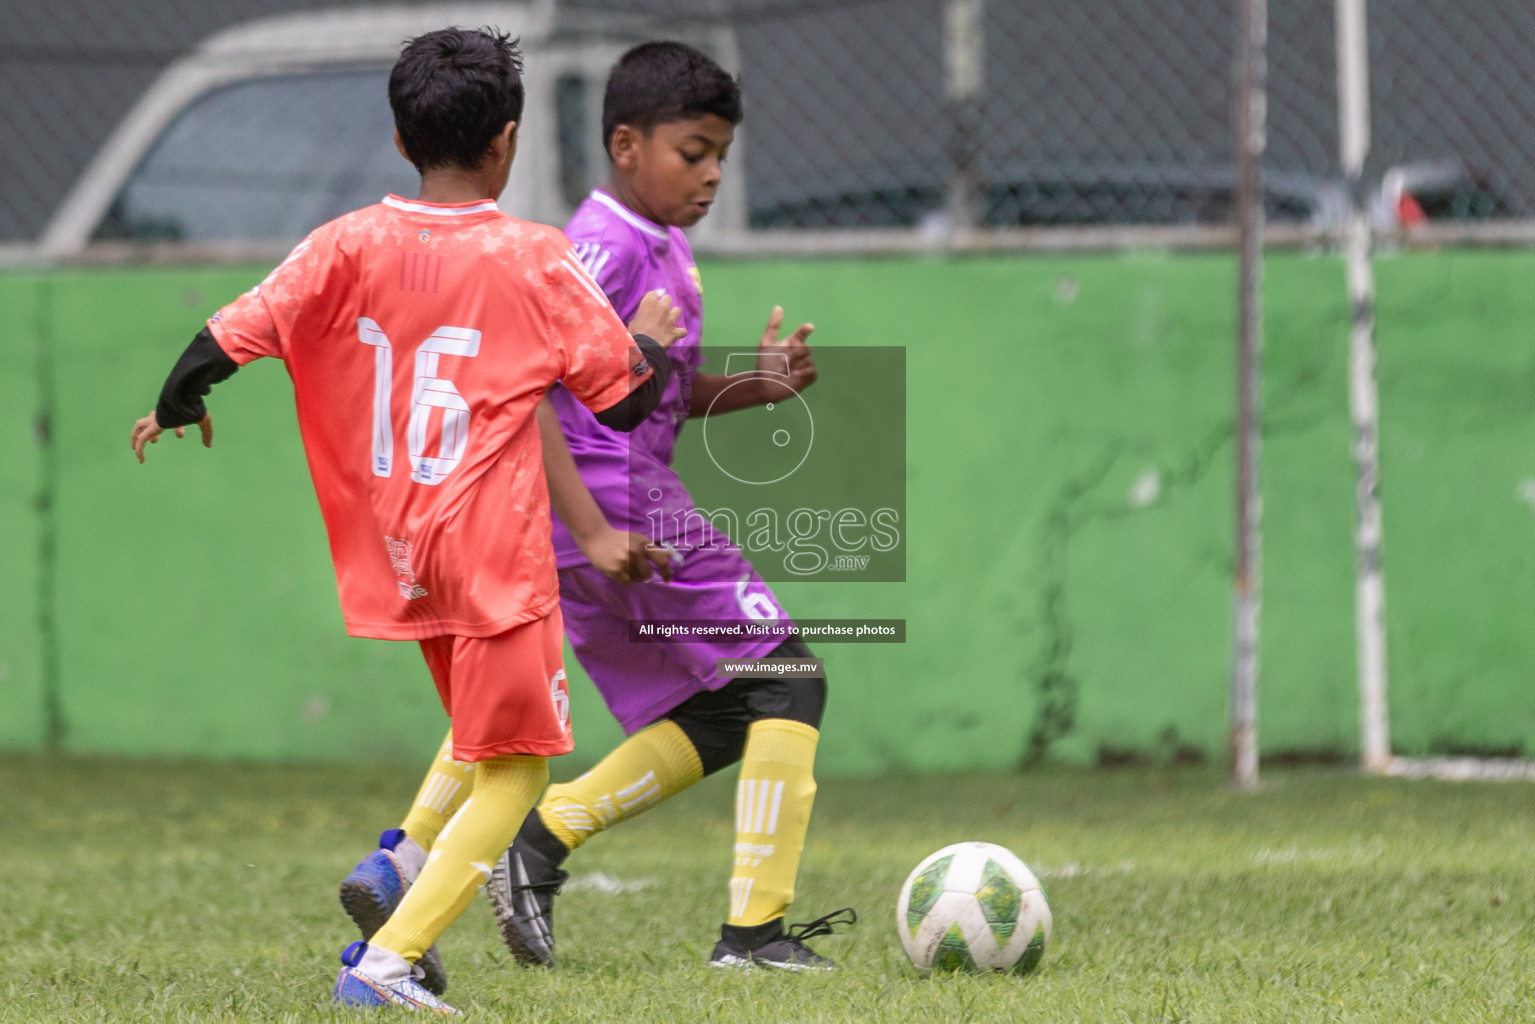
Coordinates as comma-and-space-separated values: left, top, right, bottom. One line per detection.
1, 251, 1532, 773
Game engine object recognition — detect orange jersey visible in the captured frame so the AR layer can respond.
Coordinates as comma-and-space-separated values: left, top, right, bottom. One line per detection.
209, 195, 651, 640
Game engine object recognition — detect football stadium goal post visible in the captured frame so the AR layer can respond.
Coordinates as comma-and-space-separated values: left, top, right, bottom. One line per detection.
1229, 0, 1265, 790
1337, 0, 1535, 783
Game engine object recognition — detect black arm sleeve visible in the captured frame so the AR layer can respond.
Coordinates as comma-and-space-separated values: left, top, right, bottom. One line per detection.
592, 334, 672, 432
154, 327, 240, 429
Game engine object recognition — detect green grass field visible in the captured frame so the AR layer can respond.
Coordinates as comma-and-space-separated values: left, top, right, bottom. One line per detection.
4, 754, 1532, 1022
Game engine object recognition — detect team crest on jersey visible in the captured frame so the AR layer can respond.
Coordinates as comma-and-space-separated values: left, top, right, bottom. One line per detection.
686, 264, 702, 294
419, 229, 432, 242
384, 535, 428, 600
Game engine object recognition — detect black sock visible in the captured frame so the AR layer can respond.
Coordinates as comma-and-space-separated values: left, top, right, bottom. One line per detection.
721, 917, 784, 949
520, 809, 573, 867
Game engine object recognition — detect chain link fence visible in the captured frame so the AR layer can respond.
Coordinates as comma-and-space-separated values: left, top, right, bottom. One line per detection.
3, 0, 1535, 249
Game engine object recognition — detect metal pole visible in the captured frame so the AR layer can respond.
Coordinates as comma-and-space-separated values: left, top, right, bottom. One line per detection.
1336, 0, 1390, 774
944, 0, 985, 236
1231, 0, 1267, 790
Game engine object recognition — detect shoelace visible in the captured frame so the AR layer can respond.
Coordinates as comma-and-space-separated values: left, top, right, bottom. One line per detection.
507, 874, 566, 896
503, 851, 568, 897
786, 907, 858, 943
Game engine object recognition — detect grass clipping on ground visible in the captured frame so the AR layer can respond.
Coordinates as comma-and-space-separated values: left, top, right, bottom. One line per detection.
2, 755, 1530, 1022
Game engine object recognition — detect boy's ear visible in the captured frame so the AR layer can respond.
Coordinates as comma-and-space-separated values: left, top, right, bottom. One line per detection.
393, 128, 411, 164
483, 120, 518, 172
608, 124, 641, 171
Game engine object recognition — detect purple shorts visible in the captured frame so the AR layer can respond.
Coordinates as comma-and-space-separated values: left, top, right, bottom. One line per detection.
558, 547, 790, 734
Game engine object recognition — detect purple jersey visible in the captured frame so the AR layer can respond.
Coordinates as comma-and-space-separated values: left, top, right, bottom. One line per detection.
549, 189, 706, 565
548, 190, 792, 732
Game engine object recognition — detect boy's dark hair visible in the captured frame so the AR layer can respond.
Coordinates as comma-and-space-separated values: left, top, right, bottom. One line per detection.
390, 27, 525, 172
602, 41, 743, 156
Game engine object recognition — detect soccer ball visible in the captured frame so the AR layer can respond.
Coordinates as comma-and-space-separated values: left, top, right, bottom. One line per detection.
897, 841, 1052, 975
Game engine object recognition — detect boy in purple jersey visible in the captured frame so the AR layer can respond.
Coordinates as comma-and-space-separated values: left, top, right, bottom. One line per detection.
340, 41, 853, 977
491, 42, 853, 970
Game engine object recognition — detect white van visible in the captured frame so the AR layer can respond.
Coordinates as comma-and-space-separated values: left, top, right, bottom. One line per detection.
40, 2, 745, 260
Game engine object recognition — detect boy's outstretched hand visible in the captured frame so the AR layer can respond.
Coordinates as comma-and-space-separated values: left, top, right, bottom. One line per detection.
131, 411, 213, 463
757, 305, 817, 399
684, 305, 818, 417
628, 290, 687, 348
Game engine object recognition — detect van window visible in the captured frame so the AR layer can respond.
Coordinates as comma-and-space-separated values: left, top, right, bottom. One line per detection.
93, 70, 417, 243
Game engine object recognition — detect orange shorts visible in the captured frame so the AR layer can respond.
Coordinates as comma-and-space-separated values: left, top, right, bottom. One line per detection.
418, 610, 573, 762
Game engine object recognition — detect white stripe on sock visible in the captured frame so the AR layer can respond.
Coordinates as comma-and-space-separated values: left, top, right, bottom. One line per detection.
729, 877, 755, 920
765, 781, 784, 836
752, 780, 770, 834
616, 771, 657, 800
416, 774, 444, 810
436, 797, 471, 843
739, 780, 754, 835
617, 784, 662, 812
434, 778, 462, 813
550, 808, 595, 835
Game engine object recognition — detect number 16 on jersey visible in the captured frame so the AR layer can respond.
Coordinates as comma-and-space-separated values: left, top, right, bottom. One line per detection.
358, 317, 481, 485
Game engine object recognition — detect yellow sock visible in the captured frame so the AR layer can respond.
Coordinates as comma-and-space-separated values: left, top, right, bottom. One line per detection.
398, 730, 476, 851
728, 719, 820, 927
371, 754, 548, 962
538, 720, 703, 852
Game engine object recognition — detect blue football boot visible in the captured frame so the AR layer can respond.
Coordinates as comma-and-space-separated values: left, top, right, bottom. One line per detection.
339, 829, 448, 995
332, 941, 459, 1014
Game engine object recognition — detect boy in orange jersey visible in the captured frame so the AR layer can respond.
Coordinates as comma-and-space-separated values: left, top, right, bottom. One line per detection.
129, 27, 681, 1014
343, 42, 852, 981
